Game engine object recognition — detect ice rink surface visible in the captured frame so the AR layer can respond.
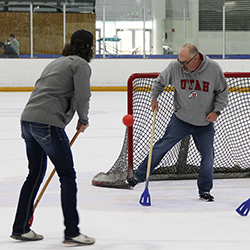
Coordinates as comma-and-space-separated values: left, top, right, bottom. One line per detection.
1, 91, 250, 250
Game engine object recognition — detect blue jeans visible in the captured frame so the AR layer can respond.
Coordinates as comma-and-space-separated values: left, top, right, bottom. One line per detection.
12, 121, 79, 238
134, 114, 215, 195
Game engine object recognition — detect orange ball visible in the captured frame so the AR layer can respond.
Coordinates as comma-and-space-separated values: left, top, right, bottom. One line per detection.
122, 114, 134, 127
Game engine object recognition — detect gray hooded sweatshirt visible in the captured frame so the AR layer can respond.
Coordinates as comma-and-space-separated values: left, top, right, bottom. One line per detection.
21, 55, 91, 128
151, 53, 228, 126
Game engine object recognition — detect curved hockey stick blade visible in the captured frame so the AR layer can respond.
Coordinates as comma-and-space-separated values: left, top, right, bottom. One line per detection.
139, 187, 151, 206
236, 198, 250, 216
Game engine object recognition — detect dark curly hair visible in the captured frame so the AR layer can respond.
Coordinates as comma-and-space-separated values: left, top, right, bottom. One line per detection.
62, 44, 94, 62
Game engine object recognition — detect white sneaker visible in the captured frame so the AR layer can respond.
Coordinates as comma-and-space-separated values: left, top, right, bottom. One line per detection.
10, 230, 44, 241
63, 233, 95, 245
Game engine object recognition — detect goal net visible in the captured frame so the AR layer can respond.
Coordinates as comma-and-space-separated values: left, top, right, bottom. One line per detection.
92, 72, 250, 188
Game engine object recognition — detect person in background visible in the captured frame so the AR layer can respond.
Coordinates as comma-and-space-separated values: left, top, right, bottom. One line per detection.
127, 44, 228, 202
10, 30, 95, 245
0, 41, 19, 58
9, 34, 19, 55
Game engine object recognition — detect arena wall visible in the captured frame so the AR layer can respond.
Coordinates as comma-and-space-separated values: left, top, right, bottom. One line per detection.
0, 58, 250, 90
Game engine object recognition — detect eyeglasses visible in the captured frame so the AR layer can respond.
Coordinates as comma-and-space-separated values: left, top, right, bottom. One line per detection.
177, 53, 197, 66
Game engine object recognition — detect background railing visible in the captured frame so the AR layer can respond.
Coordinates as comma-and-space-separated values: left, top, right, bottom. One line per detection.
0, 0, 249, 58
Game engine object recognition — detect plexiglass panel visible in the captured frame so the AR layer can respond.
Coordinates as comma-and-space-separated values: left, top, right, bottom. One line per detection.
0, 0, 249, 58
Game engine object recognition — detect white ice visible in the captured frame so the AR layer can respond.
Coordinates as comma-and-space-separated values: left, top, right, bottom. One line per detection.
1, 91, 250, 250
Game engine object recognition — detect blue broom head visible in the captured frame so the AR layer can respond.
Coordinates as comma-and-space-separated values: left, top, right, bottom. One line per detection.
139, 187, 151, 206
236, 198, 250, 216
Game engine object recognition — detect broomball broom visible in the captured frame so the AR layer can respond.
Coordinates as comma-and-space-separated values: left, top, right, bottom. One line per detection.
236, 198, 250, 216
139, 109, 157, 206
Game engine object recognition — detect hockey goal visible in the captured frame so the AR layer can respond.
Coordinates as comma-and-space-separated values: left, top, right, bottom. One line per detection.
92, 72, 250, 188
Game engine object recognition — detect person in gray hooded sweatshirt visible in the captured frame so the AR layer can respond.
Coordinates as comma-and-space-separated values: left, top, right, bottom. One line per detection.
127, 44, 228, 202
10, 30, 95, 245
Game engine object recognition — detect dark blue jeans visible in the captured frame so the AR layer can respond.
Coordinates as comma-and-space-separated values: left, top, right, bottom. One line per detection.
134, 114, 215, 195
12, 121, 79, 238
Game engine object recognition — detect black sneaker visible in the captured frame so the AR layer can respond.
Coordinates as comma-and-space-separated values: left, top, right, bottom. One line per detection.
199, 192, 214, 202
126, 176, 139, 187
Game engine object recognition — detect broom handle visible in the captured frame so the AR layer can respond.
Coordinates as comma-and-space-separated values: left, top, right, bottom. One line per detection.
33, 131, 80, 210
146, 109, 157, 179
